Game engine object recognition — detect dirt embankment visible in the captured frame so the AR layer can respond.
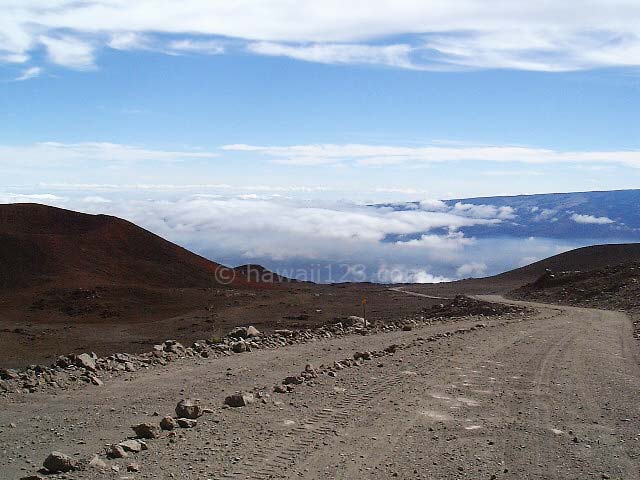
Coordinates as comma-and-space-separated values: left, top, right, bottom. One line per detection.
511, 262, 640, 340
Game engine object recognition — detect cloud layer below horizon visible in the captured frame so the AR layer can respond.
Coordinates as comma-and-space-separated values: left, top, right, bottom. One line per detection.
0, 191, 602, 283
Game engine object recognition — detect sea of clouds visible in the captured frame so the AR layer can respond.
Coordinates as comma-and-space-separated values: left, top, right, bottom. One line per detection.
1, 189, 595, 283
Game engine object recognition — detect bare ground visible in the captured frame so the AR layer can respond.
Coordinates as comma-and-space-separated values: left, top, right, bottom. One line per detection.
1, 296, 639, 479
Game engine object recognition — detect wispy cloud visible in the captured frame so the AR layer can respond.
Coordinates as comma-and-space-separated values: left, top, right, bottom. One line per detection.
222, 143, 640, 168
108, 32, 152, 51
14, 66, 42, 81
2, 2, 640, 72
39, 35, 96, 70
167, 39, 225, 55
247, 42, 414, 68
0, 142, 218, 166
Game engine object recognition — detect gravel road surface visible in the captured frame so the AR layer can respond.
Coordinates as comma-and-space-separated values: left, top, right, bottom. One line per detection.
1, 296, 638, 479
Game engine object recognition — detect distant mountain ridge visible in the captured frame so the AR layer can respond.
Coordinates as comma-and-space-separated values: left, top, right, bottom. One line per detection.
383, 189, 640, 240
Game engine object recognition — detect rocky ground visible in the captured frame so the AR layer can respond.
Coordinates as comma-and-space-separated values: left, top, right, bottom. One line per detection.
1, 294, 638, 479
0, 283, 446, 369
511, 262, 640, 341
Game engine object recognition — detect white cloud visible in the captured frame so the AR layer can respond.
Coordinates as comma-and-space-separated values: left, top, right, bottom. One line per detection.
0, 142, 218, 166
570, 213, 614, 224
107, 33, 225, 55
421, 29, 640, 72
167, 39, 225, 55
68, 196, 490, 264
376, 265, 450, 284
248, 42, 414, 68
396, 232, 476, 250
108, 32, 152, 51
453, 202, 516, 220
2, 2, 640, 71
456, 261, 487, 278
14, 66, 42, 81
222, 143, 640, 169
419, 199, 448, 211
39, 35, 96, 69
0, 193, 66, 203
0, 191, 598, 282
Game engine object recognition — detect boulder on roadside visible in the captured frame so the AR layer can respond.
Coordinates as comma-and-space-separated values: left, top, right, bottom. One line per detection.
43, 451, 79, 473
227, 325, 261, 339
160, 416, 178, 431
245, 326, 261, 337
131, 422, 160, 439
88, 454, 107, 469
177, 418, 198, 428
106, 444, 127, 459
353, 351, 372, 361
283, 376, 304, 385
175, 399, 203, 419
119, 439, 143, 453
345, 315, 365, 327
75, 353, 97, 372
224, 392, 255, 407
0, 368, 19, 380
231, 341, 247, 353
227, 326, 248, 339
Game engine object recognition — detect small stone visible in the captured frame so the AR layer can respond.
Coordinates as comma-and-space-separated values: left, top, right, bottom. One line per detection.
227, 326, 248, 339
88, 454, 107, 469
177, 418, 198, 428
127, 463, 140, 472
232, 341, 247, 353
160, 416, 178, 431
106, 444, 128, 459
43, 451, 79, 473
273, 385, 288, 393
119, 439, 143, 453
225, 392, 255, 407
283, 376, 303, 385
75, 353, 97, 372
245, 326, 261, 337
175, 399, 203, 419
131, 422, 161, 439
353, 351, 372, 361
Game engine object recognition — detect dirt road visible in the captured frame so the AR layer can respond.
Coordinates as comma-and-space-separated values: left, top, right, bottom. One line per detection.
1, 297, 639, 479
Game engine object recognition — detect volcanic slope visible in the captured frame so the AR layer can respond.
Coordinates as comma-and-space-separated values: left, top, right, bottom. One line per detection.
0, 203, 247, 290
404, 242, 640, 296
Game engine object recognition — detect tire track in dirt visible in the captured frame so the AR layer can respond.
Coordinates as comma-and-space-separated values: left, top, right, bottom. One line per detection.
222, 307, 556, 479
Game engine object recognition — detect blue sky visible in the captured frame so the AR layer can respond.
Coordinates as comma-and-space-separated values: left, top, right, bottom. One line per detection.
1, 1, 639, 200
1, 2, 639, 281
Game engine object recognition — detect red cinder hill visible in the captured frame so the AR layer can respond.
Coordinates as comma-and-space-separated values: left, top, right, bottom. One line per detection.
0, 203, 248, 290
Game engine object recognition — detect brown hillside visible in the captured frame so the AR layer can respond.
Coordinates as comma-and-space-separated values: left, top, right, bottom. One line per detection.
0, 203, 247, 289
